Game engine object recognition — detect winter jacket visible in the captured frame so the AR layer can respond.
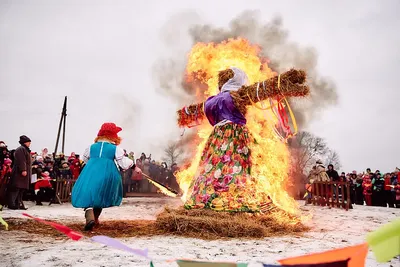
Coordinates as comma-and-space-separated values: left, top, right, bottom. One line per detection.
131, 162, 143, 181
384, 177, 393, 191
0, 165, 12, 184
372, 177, 385, 192
70, 158, 81, 179
10, 145, 32, 190
327, 169, 340, 181
362, 176, 372, 195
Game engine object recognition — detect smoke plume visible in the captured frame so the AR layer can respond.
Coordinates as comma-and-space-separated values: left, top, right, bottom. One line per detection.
154, 10, 338, 127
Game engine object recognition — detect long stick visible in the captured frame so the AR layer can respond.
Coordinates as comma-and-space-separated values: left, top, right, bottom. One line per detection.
141, 173, 178, 197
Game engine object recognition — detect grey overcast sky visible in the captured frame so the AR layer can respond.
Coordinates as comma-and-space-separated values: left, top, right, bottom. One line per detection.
0, 0, 399, 172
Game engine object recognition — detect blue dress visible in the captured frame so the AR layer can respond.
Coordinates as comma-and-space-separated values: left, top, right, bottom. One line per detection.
72, 142, 123, 208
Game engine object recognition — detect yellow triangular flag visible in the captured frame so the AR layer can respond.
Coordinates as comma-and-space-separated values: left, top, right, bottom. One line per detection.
0, 214, 8, 231
366, 218, 400, 263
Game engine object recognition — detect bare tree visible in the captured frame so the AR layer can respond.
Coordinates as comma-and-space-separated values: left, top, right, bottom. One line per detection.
325, 149, 342, 170
288, 131, 329, 176
162, 141, 183, 168
287, 131, 329, 199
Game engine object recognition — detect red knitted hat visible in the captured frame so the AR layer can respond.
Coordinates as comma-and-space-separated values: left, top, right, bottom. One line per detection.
97, 123, 122, 140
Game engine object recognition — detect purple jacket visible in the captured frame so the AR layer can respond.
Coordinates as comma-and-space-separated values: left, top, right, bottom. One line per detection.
204, 91, 246, 126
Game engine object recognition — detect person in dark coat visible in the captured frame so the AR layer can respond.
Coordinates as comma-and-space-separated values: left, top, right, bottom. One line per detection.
326, 164, 339, 199
8, 135, 32, 210
326, 164, 339, 181
355, 174, 364, 205
372, 173, 385, 207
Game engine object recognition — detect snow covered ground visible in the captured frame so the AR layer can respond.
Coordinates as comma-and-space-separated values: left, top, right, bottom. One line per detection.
1, 197, 399, 267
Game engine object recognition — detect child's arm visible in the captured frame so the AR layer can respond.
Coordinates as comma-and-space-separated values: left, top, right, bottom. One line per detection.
115, 147, 134, 170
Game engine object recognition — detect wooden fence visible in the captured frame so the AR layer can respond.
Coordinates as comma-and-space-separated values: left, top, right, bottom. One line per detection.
54, 175, 76, 204
306, 181, 352, 210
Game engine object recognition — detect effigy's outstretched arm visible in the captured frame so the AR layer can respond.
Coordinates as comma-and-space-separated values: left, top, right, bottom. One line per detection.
176, 69, 309, 127
230, 69, 309, 110
177, 102, 205, 128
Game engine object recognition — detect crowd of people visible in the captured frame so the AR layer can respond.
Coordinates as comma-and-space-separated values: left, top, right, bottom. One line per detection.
307, 162, 400, 208
0, 138, 180, 210
0, 138, 85, 208
121, 152, 180, 196
2, 137, 399, 210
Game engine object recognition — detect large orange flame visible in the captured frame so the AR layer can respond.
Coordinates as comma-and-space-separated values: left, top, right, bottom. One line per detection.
176, 38, 301, 221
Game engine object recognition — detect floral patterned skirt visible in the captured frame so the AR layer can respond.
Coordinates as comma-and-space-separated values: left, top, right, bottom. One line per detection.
184, 123, 262, 212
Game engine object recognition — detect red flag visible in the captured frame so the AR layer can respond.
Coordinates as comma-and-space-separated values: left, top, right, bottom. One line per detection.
279, 243, 368, 267
22, 213, 83, 241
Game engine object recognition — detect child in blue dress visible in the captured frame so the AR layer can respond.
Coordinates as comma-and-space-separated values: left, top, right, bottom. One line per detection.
72, 123, 141, 231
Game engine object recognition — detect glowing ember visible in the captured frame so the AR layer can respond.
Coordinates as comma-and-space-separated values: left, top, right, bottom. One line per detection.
176, 38, 301, 220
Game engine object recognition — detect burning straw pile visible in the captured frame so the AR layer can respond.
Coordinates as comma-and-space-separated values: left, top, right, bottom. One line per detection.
154, 207, 309, 239
177, 68, 309, 127
5, 207, 308, 240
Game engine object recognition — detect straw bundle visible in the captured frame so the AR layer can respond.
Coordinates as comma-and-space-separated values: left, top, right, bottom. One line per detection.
177, 103, 205, 128
230, 69, 309, 115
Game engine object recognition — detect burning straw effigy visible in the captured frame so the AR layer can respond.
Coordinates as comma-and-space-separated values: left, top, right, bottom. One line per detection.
162, 68, 310, 237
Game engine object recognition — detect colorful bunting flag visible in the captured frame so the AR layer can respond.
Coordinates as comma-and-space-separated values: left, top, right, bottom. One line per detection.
20, 213, 396, 267
366, 218, 400, 263
22, 213, 83, 241
278, 243, 368, 267
91, 235, 148, 258
0, 214, 8, 230
176, 260, 247, 267
264, 258, 349, 266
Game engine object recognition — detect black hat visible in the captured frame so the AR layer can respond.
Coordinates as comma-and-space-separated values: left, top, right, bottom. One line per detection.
19, 135, 31, 145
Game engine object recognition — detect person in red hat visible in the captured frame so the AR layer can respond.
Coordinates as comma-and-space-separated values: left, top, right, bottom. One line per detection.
71, 123, 141, 231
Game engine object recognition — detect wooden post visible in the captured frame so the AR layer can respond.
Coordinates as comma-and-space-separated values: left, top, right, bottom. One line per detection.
311, 183, 316, 205
321, 182, 325, 206
346, 182, 351, 211
330, 181, 334, 208
62, 97, 67, 154
54, 178, 62, 204
54, 96, 67, 155
340, 182, 343, 209
335, 183, 340, 208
